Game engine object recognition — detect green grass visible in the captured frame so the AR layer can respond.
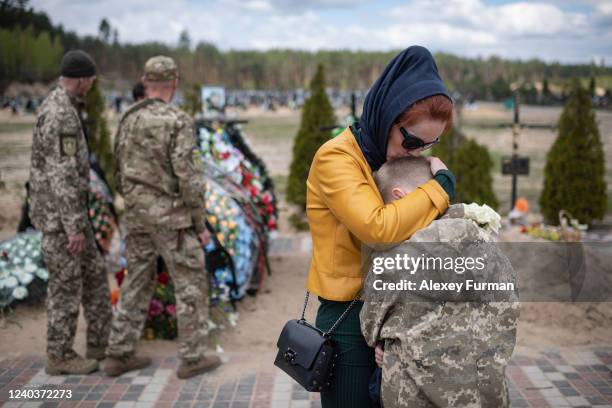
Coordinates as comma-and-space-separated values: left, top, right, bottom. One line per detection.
579, 75, 612, 90
0, 123, 33, 134
241, 116, 300, 143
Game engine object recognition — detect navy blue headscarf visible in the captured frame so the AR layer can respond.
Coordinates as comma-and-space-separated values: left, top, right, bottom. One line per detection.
355, 46, 452, 171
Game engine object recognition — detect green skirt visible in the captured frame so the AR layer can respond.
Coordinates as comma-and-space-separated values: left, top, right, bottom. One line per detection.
315, 297, 376, 408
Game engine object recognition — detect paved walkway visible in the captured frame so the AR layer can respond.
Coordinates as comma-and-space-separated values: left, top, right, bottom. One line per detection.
0, 348, 611, 408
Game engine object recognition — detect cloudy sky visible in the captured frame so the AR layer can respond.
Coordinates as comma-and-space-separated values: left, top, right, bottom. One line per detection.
31, 0, 612, 64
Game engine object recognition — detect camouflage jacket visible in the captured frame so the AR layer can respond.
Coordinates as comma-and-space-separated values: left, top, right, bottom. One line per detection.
114, 98, 206, 234
29, 85, 90, 235
360, 204, 519, 350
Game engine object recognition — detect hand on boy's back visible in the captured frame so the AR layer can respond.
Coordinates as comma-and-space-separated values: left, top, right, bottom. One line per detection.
426, 156, 447, 174
375, 343, 384, 368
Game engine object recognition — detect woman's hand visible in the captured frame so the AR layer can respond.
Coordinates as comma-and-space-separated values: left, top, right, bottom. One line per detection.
426, 156, 448, 174
375, 343, 384, 368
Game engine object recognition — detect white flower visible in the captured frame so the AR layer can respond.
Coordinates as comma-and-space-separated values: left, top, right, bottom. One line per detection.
15, 270, 33, 285
227, 312, 240, 327
2, 276, 19, 289
35, 268, 49, 281
12, 286, 28, 300
463, 203, 502, 234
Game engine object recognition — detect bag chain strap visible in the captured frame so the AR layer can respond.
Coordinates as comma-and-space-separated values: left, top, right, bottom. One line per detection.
300, 291, 360, 338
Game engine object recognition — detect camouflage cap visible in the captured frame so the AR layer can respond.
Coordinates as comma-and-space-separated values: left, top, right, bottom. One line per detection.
143, 56, 178, 81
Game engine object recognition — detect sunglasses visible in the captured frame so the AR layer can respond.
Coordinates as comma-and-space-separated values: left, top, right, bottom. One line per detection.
399, 126, 440, 151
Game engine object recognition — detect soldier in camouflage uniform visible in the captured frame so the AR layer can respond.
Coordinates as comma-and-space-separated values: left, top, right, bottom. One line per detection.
28, 50, 112, 375
105, 56, 221, 379
360, 158, 519, 407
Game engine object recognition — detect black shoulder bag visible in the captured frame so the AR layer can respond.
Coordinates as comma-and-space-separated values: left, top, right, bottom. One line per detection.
274, 291, 360, 392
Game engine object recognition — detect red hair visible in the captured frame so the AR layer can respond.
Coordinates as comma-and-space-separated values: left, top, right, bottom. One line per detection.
396, 94, 454, 132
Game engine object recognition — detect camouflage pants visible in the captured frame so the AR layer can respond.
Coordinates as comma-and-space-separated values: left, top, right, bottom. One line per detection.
107, 229, 208, 362
380, 303, 516, 408
41, 227, 112, 360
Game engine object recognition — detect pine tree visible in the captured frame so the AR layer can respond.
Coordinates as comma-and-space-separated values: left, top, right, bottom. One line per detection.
431, 126, 467, 171
182, 84, 202, 116
542, 77, 551, 104
85, 78, 115, 192
539, 79, 607, 225
286, 64, 335, 209
453, 139, 498, 209
432, 127, 498, 209
589, 76, 596, 98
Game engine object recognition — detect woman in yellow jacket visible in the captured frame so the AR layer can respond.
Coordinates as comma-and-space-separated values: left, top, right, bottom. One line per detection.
306, 46, 455, 407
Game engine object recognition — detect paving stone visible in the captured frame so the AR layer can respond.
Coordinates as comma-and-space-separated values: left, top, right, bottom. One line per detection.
2, 350, 612, 407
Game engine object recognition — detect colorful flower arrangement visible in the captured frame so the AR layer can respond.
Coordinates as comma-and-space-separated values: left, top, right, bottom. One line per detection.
198, 126, 278, 232
115, 268, 179, 340
205, 179, 258, 300
88, 170, 117, 253
520, 210, 587, 242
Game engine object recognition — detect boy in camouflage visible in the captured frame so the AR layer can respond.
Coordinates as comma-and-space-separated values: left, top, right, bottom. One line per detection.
360, 157, 519, 408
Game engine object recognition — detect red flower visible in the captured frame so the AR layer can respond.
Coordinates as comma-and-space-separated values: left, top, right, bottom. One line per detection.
243, 172, 253, 185
249, 186, 257, 197
262, 194, 270, 204
115, 269, 125, 286
147, 299, 163, 318
265, 204, 274, 214
166, 304, 176, 316
268, 218, 277, 229
157, 271, 169, 285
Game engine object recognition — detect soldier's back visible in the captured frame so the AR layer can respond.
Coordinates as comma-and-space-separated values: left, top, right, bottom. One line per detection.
116, 99, 195, 232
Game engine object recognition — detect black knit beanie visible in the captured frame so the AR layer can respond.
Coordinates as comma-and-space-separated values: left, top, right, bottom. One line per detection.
60, 50, 96, 78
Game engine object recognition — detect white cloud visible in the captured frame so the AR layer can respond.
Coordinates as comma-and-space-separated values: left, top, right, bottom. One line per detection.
29, 0, 612, 63
387, 0, 589, 37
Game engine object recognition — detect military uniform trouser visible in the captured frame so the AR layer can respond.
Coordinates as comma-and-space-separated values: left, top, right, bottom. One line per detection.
381, 347, 511, 408
42, 226, 112, 360
107, 228, 208, 363
380, 303, 515, 408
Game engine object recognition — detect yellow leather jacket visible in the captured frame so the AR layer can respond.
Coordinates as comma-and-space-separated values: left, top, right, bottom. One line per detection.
306, 127, 450, 301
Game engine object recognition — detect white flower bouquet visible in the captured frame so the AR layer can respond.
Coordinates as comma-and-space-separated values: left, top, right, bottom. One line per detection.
462, 203, 502, 234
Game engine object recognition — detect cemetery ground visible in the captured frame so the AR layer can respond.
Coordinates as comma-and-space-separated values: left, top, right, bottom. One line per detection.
0, 104, 612, 407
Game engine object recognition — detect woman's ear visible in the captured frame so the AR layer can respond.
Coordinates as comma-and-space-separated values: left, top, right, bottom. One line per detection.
391, 187, 406, 200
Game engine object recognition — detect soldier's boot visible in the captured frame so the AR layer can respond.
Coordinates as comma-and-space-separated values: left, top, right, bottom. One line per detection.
104, 355, 151, 377
177, 355, 222, 379
86, 346, 107, 361
46, 355, 99, 375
